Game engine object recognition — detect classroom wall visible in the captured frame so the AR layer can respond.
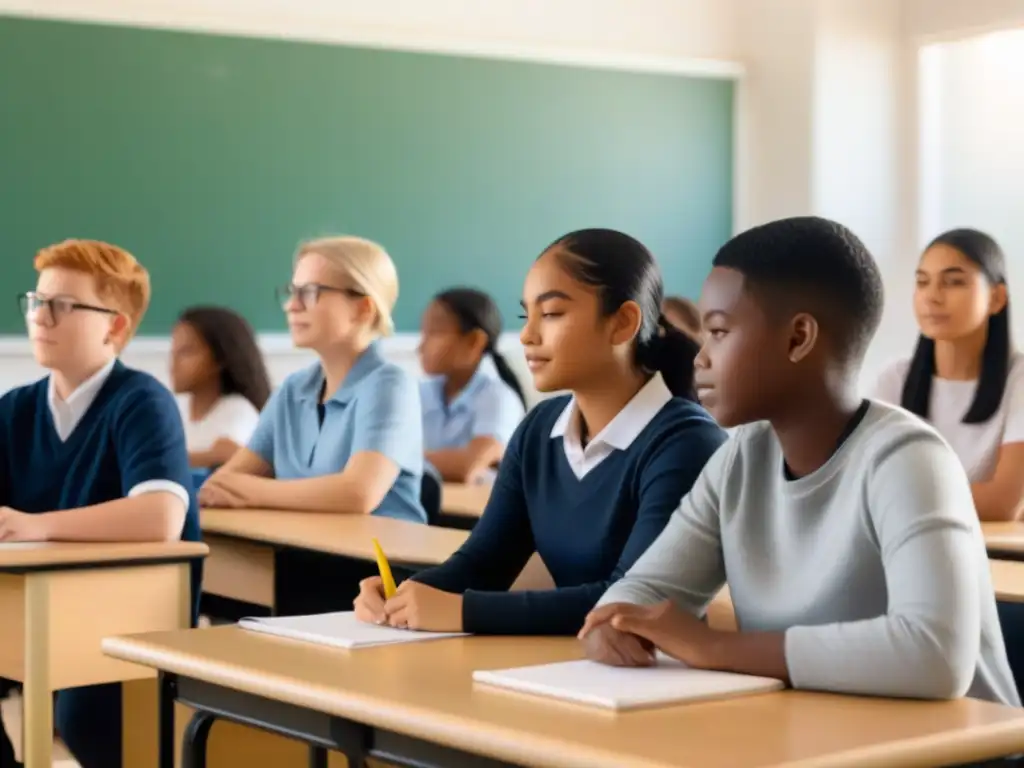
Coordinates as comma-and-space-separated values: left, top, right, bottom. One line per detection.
902, 0, 1024, 42
0, 0, 743, 62
735, 0, 907, 385
919, 29, 1024, 344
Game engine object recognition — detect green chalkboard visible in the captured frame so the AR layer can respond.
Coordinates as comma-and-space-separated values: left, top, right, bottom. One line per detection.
0, 16, 734, 335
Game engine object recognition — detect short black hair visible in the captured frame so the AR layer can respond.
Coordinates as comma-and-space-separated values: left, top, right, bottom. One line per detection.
712, 216, 884, 361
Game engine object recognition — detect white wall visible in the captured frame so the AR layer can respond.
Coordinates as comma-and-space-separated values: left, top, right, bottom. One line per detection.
736, 0, 906, 384
902, 0, 1024, 42
0, 0, 742, 66
919, 29, 1024, 343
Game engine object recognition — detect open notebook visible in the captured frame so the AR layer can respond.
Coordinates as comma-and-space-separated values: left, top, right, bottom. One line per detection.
238, 611, 467, 649
473, 654, 784, 711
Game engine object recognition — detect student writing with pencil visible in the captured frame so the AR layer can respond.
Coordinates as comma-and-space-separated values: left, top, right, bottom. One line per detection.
354, 228, 726, 635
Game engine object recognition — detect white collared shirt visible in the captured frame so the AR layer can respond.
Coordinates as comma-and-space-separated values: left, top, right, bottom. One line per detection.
550, 372, 674, 479
47, 359, 190, 512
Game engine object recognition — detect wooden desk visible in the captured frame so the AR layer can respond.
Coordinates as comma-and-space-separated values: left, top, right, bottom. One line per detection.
992, 559, 1024, 603
201, 508, 469, 616
438, 483, 491, 529
0, 541, 207, 768
984, 522, 1024, 561
104, 626, 1024, 768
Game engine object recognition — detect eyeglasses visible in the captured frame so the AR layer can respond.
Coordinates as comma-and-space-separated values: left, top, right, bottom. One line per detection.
275, 283, 365, 309
18, 292, 119, 328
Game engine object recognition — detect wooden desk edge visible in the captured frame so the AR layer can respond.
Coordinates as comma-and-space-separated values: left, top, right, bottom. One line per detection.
100, 635, 663, 768
101, 634, 1024, 768
201, 528, 450, 573
0, 542, 208, 573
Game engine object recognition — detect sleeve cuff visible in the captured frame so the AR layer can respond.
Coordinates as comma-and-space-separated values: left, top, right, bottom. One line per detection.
128, 480, 190, 516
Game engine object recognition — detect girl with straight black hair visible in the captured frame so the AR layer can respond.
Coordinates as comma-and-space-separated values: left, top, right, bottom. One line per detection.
873, 228, 1024, 522
355, 228, 727, 636
418, 288, 527, 483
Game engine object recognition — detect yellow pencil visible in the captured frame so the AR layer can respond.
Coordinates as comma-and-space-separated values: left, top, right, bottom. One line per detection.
372, 537, 397, 599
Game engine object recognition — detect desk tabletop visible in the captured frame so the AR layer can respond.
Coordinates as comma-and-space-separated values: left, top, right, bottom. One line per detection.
201, 509, 467, 567
440, 483, 491, 519
991, 559, 1024, 602
984, 522, 1024, 556
0, 540, 208, 572
104, 627, 1024, 768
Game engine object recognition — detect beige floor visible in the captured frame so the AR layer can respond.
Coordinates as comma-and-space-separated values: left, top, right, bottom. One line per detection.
0, 692, 77, 767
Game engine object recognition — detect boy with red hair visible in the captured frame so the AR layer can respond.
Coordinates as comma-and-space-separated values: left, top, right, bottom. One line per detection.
0, 239, 201, 768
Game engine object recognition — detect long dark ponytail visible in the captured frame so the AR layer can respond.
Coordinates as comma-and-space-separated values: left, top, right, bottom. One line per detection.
545, 228, 698, 401
433, 288, 528, 410
901, 228, 1011, 423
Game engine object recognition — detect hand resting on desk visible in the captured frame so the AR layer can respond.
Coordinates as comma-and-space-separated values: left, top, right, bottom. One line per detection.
580, 600, 716, 669
198, 472, 252, 508
581, 623, 655, 667
354, 576, 465, 632
0, 506, 49, 541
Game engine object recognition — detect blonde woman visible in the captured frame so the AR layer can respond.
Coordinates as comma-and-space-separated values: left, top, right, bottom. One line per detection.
199, 237, 426, 522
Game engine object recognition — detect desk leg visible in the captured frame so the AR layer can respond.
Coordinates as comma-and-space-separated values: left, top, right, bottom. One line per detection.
181, 711, 215, 768
158, 674, 176, 768
22, 576, 52, 768
309, 746, 328, 768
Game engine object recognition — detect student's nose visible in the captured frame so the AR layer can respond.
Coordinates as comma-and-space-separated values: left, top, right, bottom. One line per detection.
694, 340, 710, 370
520, 315, 539, 346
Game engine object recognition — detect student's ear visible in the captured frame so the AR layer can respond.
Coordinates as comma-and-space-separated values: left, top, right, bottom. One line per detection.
353, 296, 378, 329
990, 283, 1009, 317
610, 300, 643, 347
787, 313, 819, 364
466, 328, 489, 357
106, 314, 130, 348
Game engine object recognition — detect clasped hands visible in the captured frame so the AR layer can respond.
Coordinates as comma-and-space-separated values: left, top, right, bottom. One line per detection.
198, 471, 262, 509
578, 599, 719, 669
354, 576, 464, 632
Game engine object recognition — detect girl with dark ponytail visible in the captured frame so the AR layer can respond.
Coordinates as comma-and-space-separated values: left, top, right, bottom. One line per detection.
418, 288, 527, 483
356, 229, 726, 637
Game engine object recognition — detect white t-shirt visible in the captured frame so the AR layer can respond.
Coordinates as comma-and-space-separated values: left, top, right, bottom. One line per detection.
181, 393, 261, 453
871, 353, 1024, 482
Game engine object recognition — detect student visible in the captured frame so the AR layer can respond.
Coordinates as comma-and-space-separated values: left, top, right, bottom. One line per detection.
872, 229, 1023, 522
662, 295, 703, 341
418, 287, 527, 483
578, 217, 1018, 707
354, 228, 727, 635
170, 306, 271, 469
199, 236, 426, 523
0, 239, 202, 768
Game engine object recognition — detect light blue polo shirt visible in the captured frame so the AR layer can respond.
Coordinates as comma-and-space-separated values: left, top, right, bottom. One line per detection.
248, 342, 426, 523
420, 354, 525, 452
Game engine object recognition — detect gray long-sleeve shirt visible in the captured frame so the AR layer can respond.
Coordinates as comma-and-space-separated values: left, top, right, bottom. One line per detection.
599, 401, 1020, 705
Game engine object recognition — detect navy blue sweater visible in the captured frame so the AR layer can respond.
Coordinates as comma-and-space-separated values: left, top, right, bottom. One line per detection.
413, 395, 727, 635
0, 362, 203, 616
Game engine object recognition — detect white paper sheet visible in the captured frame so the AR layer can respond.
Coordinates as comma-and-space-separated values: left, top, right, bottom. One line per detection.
238, 611, 468, 649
